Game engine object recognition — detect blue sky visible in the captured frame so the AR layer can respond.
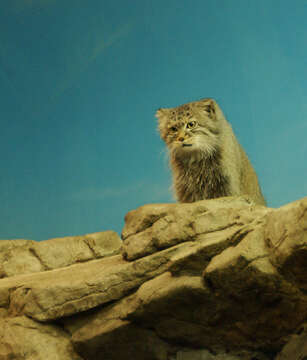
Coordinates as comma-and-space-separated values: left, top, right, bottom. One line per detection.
0, 0, 306, 241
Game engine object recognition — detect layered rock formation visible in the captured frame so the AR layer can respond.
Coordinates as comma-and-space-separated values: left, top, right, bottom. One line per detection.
0, 196, 306, 359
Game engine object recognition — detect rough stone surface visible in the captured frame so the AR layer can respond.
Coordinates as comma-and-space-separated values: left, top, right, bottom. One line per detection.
170, 349, 270, 360
265, 199, 307, 292
275, 323, 307, 360
122, 196, 266, 261
0, 230, 121, 278
0, 196, 307, 359
0, 316, 81, 360
0, 249, 178, 321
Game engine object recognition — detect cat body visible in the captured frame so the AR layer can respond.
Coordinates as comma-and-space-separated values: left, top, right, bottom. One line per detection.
156, 98, 266, 205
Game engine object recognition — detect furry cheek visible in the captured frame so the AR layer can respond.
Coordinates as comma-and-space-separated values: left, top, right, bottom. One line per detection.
193, 137, 217, 155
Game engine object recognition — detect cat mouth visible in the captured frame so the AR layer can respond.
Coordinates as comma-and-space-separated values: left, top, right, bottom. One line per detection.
182, 143, 192, 147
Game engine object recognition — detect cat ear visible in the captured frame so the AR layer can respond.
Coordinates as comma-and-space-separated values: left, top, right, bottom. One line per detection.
155, 108, 169, 122
156, 108, 170, 139
197, 99, 216, 119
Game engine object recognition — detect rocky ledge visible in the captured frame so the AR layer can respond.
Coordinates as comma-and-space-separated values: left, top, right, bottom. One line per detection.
0, 196, 307, 360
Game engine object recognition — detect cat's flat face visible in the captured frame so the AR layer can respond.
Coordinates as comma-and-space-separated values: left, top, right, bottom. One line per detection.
156, 99, 220, 158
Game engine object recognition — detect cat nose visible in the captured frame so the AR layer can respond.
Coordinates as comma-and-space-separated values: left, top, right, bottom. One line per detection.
178, 137, 185, 142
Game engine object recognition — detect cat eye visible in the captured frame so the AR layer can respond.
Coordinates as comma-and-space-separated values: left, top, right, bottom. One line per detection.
170, 126, 178, 132
186, 121, 196, 129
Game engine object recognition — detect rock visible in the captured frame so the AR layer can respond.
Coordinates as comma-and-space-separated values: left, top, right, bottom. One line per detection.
31, 230, 122, 270
0, 316, 81, 360
72, 317, 172, 360
0, 243, 197, 321
0, 230, 121, 278
275, 323, 307, 360
265, 197, 307, 292
68, 273, 211, 354
0, 196, 307, 359
170, 349, 270, 359
122, 196, 267, 261
0, 239, 40, 278
203, 225, 307, 350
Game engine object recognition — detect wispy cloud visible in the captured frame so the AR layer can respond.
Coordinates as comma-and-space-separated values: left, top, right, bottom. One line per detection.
51, 22, 133, 102
89, 22, 132, 63
15, 17, 133, 120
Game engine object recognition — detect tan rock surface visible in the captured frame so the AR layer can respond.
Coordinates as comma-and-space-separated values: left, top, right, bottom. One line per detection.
275, 323, 307, 360
0, 316, 81, 360
0, 196, 307, 359
72, 316, 172, 360
0, 239, 40, 278
0, 243, 198, 321
265, 197, 307, 291
0, 255, 142, 320
122, 196, 268, 261
0, 230, 121, 278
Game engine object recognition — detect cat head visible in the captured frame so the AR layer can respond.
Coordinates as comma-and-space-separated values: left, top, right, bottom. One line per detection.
156, 98, 221, 159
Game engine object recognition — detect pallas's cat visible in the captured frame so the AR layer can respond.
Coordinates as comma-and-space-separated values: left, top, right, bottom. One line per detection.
156, 98, 266, 205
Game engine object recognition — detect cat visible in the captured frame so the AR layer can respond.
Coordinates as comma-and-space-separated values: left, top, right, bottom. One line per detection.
156, 98, 266, 205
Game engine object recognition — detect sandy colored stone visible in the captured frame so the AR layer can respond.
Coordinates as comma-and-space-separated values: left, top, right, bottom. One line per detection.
275, 323, 307, 360
122, 203, 176, 240
0, 239, 41, 278
1, 242, 199, 321
1, 246, 44, 277
0, 196, 307, 359
167, 226, 249, 275
171, 349, 270, 360
0, 239, 35, 252
0, 316, 81, 360
68, 274, 189, 359
67, 272, 219, 356
203, 225, 307, 348
72, 317, 172, 360
31, 230, 122, 270
122, 196, 268, 261
122, 196, 256, 240
67, 195, 307, 354
0, 230, 122, 278
265, 197, 307, 291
